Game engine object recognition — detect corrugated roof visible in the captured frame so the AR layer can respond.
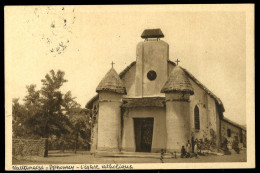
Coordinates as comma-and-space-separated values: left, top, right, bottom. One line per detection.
122, 97, 165, 108
141, 29, 164, 38
161, 65, 194, 95
96, 68, 127, 94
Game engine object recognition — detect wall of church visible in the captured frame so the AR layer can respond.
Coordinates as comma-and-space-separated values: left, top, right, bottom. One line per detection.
97, 92, 122, 151
121, 107, 167, 153
168, 62, 175, 76
135, 40, 169, 97
90, 120, 98, 153
189, 79, 220, 146
121, 55, 176, 99
221, 120, 244, 148
209, 96, 221, 147
189, 80, 210, 140
165, 93, 191, 152
121, 64, 136, 98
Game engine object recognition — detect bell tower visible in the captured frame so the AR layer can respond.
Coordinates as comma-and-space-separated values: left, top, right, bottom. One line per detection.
135, 29, 169, 97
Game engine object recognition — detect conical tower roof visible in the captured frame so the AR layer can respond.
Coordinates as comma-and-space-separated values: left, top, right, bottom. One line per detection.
161, 66, 194, 94
96, 68, 127, 94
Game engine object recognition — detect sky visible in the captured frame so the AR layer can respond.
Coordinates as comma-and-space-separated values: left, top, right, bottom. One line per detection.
5, 5, 248, 125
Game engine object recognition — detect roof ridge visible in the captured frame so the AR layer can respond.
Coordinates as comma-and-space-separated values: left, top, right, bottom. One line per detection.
222, 117, 246, 130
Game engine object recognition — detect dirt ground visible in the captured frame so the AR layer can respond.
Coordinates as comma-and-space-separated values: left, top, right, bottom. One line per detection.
13, 149, 247, 165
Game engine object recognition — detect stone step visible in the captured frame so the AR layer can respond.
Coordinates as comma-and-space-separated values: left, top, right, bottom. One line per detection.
94, 151, 177, 159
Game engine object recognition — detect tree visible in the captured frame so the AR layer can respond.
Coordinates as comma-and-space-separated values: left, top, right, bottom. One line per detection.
40, 70, 71, 138
12, 98, 27, 138
22, 84, 45, 138
12, 69, 92, 151
16, 70, 73, 139
69, 108, 91, 153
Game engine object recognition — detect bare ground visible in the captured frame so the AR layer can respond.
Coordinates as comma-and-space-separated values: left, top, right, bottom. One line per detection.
13, 149, 247, 165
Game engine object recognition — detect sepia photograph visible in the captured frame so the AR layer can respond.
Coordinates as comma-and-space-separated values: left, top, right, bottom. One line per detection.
5, 4, 255, 170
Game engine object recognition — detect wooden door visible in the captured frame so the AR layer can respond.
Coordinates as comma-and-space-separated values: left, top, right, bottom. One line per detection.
134, 118, 154, 152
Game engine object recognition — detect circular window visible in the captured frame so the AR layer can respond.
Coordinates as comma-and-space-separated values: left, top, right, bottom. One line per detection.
147, 70, 157, 81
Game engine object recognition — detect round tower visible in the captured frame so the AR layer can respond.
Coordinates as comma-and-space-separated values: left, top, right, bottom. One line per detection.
96, 67, 126, 152
161, 65, 194, 152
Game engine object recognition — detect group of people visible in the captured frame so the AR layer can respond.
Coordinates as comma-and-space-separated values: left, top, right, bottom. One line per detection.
181, 140, 199, 158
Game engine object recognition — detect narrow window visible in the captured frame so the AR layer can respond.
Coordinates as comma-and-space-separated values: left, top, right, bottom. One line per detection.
194, 105, 200, 130
227, 129, 231, 137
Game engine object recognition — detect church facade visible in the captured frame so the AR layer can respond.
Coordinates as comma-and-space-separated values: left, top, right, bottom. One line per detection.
86, 29, 226, 153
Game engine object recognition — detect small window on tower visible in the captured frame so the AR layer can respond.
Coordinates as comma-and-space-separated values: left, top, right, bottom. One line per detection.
147, 70, 157, 81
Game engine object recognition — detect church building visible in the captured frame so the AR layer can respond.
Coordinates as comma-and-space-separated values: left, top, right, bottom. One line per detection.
86, 29, 226, 153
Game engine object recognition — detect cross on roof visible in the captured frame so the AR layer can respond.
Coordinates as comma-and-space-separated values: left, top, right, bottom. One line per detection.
175, 59, 180, 65
111, 61, 115, 68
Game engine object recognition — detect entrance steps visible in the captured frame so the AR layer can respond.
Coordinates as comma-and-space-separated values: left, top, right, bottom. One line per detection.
94, 151, 180, 159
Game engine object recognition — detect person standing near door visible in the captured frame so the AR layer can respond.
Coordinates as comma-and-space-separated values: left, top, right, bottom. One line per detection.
194, 141, 198, 158
186, 140, 191, 153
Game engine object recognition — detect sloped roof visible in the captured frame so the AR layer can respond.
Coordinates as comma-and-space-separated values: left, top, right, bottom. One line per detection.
141, 29, 164, 38
86, 60, 225, 113
96, 67, 127, 94
222, 117, 246, 131
161, 65, 194, 95
122, 97, 165, 108
85, 94, 99, 109
179, 65, 225, 112
118, 61, 136, 77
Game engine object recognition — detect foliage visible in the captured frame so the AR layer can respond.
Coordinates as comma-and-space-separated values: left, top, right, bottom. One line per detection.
68, 108, 91, 153
195, 128, 217, 152
12, 98, 28, 138
12, 69, 92, 151
220, 136, 231, 155
232, 136, 240, 154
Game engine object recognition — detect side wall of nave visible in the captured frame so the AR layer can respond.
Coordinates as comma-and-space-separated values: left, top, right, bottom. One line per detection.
189, 79, 221, 147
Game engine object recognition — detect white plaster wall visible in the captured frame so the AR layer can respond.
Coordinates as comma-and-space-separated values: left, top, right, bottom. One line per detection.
189, 79, 219, 142
168, 62, 175, 76
97, 92, 122, 151
121, 64, 136, 98
90, 121, 98, 153
221, 120, 243, 145
135, 42, 143, 96
135, 40, 169, 97
165, 98, 190, 152
208, 95, 217, 132
121, 107, 166, 153
189, 80, 209, 140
